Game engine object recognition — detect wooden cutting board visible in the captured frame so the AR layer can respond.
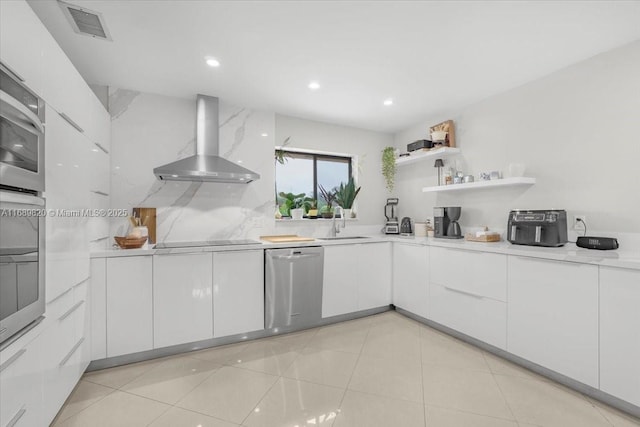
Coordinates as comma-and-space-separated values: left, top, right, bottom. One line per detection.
133, 207, 156, 244
260, 234, 316, 243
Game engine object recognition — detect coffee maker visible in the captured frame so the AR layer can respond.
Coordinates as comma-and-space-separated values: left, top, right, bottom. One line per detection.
384, 198, 400, 234
433, 206, 463, 239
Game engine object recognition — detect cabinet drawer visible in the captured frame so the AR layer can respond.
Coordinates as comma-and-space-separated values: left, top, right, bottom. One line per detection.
507, 256, 598, 387
0, 336, 43, 427
429, 283, 506, 349
45, 288, 75, 326
430, 247, 507, 301
40, 308, 84, 425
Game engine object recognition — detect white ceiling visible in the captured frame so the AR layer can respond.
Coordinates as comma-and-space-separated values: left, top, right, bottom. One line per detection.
28, 0, 640, 133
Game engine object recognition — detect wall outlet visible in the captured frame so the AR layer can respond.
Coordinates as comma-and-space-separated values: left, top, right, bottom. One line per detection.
573, 215, 587, 231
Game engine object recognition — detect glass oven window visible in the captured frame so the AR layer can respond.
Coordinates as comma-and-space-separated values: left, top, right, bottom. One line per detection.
0, 215, 39, 322
0, 116, 39, 172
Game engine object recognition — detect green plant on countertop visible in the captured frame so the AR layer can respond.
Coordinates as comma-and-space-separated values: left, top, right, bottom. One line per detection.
382, 146, 397, 193
318, 185, 338, 217
278, 192, 313, 216
335, 177, 361, 209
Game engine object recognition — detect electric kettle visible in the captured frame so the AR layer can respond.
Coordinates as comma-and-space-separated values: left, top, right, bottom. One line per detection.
400, 217, 413, 235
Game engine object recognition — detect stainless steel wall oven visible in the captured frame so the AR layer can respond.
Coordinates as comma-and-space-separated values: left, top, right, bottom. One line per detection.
0, 62, 46, 346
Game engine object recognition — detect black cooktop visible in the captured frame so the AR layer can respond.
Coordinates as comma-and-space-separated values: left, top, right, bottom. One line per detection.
154, 239, 261, 249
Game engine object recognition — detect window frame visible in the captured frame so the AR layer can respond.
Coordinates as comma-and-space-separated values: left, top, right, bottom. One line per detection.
275, 148, 354, 206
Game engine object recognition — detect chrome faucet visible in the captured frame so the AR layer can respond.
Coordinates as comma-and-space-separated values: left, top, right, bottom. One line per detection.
331, 206, 346, 237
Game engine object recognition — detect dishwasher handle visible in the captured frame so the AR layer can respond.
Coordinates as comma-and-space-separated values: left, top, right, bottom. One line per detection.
271, 252, 321, 261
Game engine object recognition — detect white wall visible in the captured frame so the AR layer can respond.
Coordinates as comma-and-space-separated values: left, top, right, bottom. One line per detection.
393, 40, 640, 241
109, 89, 276, 242
108, 90, 393, 242
275, 114, 393, 227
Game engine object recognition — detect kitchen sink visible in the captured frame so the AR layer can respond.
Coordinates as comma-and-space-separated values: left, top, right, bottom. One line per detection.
317, 236, 371, 240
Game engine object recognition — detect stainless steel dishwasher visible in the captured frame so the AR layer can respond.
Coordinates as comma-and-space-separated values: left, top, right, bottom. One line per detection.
265, 246, 324, 330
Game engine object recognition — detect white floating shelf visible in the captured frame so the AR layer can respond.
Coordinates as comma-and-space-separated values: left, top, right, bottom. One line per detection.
422, 177, 536, 193
396, 147, 461, 166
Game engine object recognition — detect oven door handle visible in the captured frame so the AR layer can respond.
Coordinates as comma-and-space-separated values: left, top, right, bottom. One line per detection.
0, 90, 45, 133
0, 191, 45, 207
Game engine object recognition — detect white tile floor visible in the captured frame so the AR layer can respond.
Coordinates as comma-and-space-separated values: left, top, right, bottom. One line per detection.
53, 311, 640, 427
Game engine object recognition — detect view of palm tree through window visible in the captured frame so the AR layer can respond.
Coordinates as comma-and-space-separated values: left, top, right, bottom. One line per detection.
276, 150, 352, 213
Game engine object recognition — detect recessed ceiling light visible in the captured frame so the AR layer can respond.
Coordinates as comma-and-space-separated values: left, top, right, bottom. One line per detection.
205, 57, 220, 67
383, 98, 393, 106
261, 133, 268, 137
308, 81, 320, 90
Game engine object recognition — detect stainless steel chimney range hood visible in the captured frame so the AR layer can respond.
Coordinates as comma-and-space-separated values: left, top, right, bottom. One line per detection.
153, 95, 260, 183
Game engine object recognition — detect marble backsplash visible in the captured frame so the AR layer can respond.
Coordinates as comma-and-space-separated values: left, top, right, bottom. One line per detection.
109, 88, 277, 242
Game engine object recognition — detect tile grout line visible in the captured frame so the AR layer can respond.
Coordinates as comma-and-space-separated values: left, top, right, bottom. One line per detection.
333, 312, 376, 424
237, 334, 311, 426
52, 381, 118, 425
481, 351, 520, 424
419, 323, 428, 427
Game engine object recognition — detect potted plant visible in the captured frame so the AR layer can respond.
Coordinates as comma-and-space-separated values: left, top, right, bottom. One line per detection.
318, 185, 337, 219
278, 192, 313, 219
382, 146, 397, 193
307, 199, 319, 218
335, 178, 361, 219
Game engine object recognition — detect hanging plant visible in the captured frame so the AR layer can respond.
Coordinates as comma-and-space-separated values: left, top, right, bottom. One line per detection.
382, 146, 397, 192
275, 136, 292, 165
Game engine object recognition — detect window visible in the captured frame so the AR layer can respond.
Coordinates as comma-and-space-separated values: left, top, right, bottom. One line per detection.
275, 149, 353, 212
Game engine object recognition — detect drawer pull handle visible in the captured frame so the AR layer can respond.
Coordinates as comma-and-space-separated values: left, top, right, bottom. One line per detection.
49, 287, 74, 304
90, 236, 109, 243
6, 407, 26, 427
93, 142, 109, 154
58, 300, 85, 321
443, 286, 484, 300
1, 62, 25, 82
91, 190, 109, 196
0, 349, 26, 373
59, 338, 84, 367
59, 112, 84, 133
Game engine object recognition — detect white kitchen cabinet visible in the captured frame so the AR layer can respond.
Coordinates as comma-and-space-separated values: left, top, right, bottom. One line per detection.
430, 247, 507, 301
106, 256, 153, 357
323, 243, 392, 318
0, 333, 43, 427
357, 242, 392, 311
45, 104, 91, 302
213, 250, 264, 338
393, 243, 429, 319
40, 286, 86, 425
153, 253, 213, 348
89, 145, 110, 196
429, 283, 507, 348
428, 247, 507, 349
0, 0, 44, 96
89, 258, 107, 360
322, 245, 359, 318
507, 256, 599, 387
600, 267, 640, 406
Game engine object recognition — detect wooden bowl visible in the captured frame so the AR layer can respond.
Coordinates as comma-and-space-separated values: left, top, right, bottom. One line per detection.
114, 236, 147, 249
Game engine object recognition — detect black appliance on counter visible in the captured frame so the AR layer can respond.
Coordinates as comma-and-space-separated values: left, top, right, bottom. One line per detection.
400, 217, 413, 235
384, 198, 400, 234
434, 206, 463, 239
507, 210, 568, 247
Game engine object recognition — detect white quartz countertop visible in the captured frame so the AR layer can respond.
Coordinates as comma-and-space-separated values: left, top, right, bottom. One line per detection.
91, 235, 640, 271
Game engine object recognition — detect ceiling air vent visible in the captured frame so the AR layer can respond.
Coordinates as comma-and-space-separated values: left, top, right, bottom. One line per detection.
59, 1, 112, 41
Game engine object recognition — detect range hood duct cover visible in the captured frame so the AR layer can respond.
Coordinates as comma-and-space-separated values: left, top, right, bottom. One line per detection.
153, 95, 260, 183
